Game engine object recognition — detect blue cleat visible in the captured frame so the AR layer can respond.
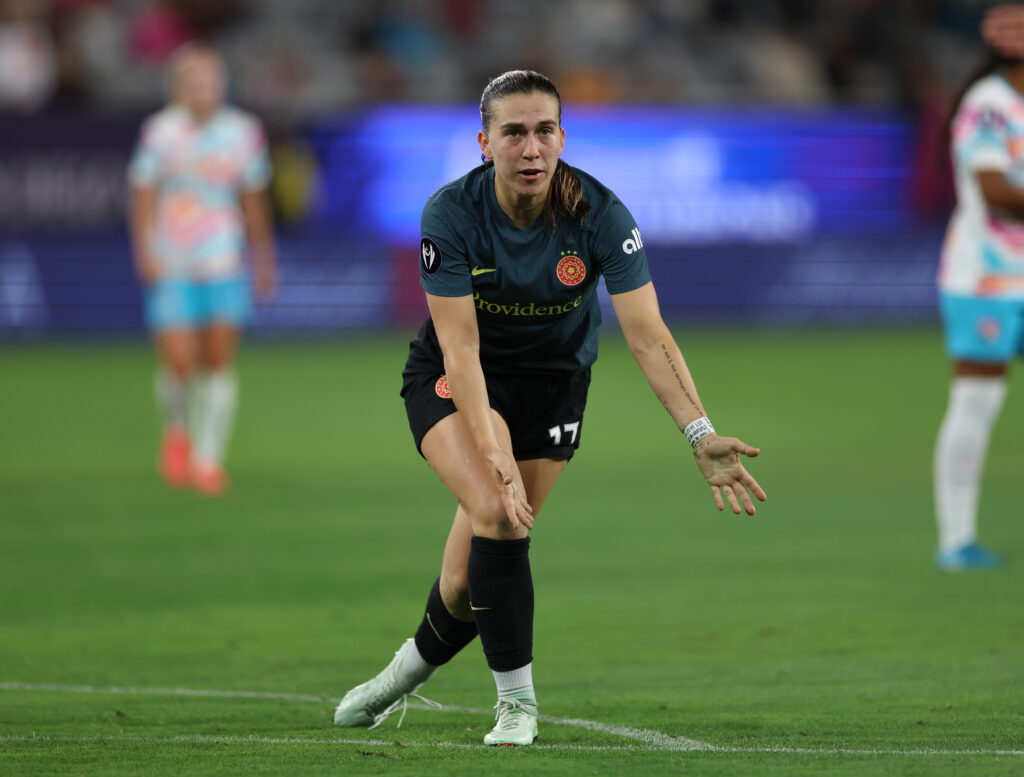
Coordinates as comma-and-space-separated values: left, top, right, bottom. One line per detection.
935, 542, 1006, 572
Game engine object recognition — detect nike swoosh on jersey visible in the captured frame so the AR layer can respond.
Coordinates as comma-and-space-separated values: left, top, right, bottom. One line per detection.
471, 266, 497, 276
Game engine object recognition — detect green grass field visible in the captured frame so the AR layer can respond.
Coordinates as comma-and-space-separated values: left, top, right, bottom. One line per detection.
1, 327, 1022, 776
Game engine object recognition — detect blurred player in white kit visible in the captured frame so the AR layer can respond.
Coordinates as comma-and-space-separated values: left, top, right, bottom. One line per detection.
934, 5, 1024, 569
129, 43, 277, 495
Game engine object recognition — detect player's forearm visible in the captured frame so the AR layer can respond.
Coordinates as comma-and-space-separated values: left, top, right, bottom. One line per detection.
241, 190, 276, 265
630, 336, 708, 432
444, 348, 502, 453
248, 242, 276, 274
978, 170, 1024, 219
128, 189, 157, 274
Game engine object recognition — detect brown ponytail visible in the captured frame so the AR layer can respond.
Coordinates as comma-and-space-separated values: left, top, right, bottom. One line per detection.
545, 159, 591, 233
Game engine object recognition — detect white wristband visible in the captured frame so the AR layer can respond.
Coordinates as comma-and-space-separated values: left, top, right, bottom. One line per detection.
683, 416, 715, 448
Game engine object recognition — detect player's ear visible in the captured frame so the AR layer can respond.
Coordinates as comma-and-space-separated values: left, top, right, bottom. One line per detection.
478, 129, 492, 161
558, 126, 565, 156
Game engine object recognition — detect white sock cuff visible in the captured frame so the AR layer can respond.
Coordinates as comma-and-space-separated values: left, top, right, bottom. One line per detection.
493, 663, 534, 699
950, 376, 1008, 417
156, 367, 185, 385
155, 369, 188, 429
399, 639, 436, 687
192, 368, 239, 466
206, 368, 238, 391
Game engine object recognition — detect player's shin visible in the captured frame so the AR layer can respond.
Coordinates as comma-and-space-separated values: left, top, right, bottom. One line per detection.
155, 368, 188, 431
934, 376, 1007, 552
155, 368, 191, 487
413, 577, 478, 666
467, 535, 537, 705
193, 369, 237, 467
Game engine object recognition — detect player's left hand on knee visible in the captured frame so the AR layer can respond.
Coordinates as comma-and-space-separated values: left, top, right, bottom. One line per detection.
486, 448, 534, 530
693, 435, 767, 516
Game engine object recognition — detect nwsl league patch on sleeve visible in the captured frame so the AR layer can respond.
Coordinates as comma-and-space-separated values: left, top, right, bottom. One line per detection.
420, 238, 442, 275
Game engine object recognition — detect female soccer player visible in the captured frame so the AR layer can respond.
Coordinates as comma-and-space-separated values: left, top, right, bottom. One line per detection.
129, 43, 277, 496
333, 70, 765, 745
934, 5, 1024, 571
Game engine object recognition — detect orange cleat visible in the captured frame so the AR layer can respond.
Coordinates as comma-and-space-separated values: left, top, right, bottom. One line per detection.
159, 427, 191, 489
191, 461, 230, 497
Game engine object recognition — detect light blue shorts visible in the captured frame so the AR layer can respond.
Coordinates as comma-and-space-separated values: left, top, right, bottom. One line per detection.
939, 293, 1024, 363
145, 275, 252, 332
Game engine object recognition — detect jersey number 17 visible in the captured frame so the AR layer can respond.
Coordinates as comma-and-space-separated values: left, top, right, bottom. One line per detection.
548, 421, 580, 446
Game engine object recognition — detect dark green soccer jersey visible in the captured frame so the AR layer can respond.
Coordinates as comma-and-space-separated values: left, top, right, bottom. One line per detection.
418, 164, 651, 375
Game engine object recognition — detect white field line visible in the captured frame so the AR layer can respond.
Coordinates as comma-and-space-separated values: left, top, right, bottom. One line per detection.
2, 681, 1023, 757
0, 681, 711, 751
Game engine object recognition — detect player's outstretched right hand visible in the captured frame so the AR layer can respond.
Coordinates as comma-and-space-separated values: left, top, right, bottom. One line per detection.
692, 435, 766, 516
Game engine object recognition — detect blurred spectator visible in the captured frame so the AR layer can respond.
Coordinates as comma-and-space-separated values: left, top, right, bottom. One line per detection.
908, 55, 957, 221
0, 0, 56, 113
127, 1, 196, 65
0, 0, 999, 118
129, 0, 242, 65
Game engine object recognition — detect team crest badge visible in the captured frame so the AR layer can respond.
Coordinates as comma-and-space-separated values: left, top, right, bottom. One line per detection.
978, 316, 1001, 343
435, 375, 452, 398
556, 253, 586, 286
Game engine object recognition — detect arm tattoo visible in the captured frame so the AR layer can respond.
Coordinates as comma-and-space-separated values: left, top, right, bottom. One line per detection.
661, 343, 700, 411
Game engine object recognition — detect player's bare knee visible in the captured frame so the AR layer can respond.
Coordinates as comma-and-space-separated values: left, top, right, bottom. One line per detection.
475, 518, 523, 541
439, 573, 471, 621
466, 495, 519, 537
441, 565, 468, 597
166, 359, 191, 379
461, 488, 504, 523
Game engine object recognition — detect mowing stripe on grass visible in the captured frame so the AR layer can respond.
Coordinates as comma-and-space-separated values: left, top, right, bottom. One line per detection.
0, 681, 712, 751
4, 682, 1023, 757
0, 734, 656, 753
0, 681, 326, 703
718, 745, 1024, 756
2, 734, 1023, 758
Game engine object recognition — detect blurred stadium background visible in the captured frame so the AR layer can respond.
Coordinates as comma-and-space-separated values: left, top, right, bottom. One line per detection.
0, 0, 988, 336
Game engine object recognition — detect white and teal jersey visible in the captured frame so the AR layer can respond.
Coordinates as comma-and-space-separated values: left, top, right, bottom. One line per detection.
942, 73, 1024, 299
129, 105, 271, 280
418, 164, 651, 375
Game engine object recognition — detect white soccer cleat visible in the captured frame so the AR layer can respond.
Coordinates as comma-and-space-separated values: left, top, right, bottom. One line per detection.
333, 638, 437, 729
483, 697, 539, 746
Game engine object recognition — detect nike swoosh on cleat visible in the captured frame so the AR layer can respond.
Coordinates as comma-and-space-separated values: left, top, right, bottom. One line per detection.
471, 267, 497, 276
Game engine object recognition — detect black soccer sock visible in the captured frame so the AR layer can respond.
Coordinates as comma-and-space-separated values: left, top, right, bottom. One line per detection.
413, 577, 479, 666
467, 535, 533, 671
